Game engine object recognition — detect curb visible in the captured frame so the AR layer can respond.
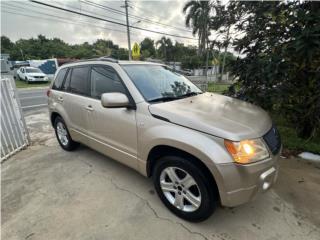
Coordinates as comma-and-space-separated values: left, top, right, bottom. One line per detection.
17, 86, 49, 91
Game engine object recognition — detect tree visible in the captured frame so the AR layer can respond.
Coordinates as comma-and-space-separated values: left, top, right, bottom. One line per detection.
93, 39, 114, 57
140, 37, 156, 58
183, 0, 212, 55
156, 37, 173, 61
222, 1, 320, 138
1, 36, 14, 54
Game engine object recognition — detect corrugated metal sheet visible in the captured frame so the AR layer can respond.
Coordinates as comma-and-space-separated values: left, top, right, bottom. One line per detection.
1, 78, 30, 161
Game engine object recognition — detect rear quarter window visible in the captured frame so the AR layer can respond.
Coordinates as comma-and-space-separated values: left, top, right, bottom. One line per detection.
52, 68, 67, 90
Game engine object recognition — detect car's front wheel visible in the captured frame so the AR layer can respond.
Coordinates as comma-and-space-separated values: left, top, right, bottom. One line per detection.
153, 156, 216, 222
54, 116, 79, 151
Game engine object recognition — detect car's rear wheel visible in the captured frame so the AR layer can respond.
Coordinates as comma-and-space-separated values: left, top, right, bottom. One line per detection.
153, 156, 216, 222
54, 116, 79, 151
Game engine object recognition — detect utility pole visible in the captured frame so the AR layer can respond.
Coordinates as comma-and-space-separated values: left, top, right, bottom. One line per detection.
20, 49, 25, 61
124, 0, 132, 60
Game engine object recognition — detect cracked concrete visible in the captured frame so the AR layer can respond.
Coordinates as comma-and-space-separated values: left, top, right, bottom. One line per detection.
1, 109, 320, 240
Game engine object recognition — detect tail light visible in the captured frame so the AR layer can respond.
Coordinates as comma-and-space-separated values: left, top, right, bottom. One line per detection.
46, 89, 51, 97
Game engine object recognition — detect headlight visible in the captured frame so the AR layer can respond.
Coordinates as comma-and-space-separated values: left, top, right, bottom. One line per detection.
44, 76, 48, 80
224, 139, 269, 164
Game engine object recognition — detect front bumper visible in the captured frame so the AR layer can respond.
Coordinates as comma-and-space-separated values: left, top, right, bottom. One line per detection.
216, 152, 280, 207
27, 78, 48, 82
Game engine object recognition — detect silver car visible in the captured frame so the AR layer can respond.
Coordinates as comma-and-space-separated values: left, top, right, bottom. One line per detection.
48, 57, 281, 222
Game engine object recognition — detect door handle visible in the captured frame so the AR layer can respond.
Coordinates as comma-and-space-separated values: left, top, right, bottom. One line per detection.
85, 105, 94, 111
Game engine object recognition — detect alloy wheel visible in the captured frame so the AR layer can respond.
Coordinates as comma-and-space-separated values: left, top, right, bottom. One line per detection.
56, 122, 69, 146
160, 167, 201, 212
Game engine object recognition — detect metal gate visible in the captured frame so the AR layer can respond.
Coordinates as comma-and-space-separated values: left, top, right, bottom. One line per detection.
1, 78, 30, 161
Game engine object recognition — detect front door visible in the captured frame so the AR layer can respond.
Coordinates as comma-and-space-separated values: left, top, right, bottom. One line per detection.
86, 65, 138, 169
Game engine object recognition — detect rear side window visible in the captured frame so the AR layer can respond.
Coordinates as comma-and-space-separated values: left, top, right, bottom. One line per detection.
52, 68, 67, 90
90, 66, 126, 99
69, 66, 90, 96
61, 68, 71, 91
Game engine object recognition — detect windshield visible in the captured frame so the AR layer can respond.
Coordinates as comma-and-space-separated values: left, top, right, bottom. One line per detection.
26, 68, 42, 73
122, 64, 202, 102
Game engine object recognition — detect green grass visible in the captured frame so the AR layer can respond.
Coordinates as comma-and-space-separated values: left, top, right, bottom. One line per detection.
273, 115, 320, 154
277, 126, 320, 154
207, 82, 230, 93
15, 80, 50, 88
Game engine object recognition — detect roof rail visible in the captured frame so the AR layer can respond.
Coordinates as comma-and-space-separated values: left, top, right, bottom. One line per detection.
98, 56, 118, 63
62, 57, 118, 66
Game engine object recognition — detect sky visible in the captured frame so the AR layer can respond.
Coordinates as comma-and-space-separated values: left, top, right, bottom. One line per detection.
1, 0, 199, 48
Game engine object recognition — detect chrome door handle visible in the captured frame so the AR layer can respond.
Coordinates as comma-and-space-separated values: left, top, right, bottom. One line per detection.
85, 105, 94, 111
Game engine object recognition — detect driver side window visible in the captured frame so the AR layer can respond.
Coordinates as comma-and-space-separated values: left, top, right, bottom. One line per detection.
90, 66, 126, 99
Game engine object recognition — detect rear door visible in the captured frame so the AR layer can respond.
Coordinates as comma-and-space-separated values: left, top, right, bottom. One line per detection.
62, 66, 90, 144
49, 67, 68, 116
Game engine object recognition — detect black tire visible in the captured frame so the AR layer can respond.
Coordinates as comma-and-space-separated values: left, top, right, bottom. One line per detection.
25, 77, 29, 84
54, 116, 79, 151
153, 156, 216, 222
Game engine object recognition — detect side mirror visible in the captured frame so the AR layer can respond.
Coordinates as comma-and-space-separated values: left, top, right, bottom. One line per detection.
101, 92, 130, 108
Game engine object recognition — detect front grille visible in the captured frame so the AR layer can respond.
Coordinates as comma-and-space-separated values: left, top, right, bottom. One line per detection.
34, 76, 43, 79
263, 125, 281, 155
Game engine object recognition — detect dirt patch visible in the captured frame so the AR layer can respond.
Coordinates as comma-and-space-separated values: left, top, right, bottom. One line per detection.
274, 157, 320, 227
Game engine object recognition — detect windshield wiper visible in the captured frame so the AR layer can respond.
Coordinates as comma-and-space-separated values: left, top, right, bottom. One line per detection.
178, 92, 202, 99
148, 96, 179, 103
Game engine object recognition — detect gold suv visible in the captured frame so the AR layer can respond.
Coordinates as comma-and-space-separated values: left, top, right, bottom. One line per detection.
48, 57, 281, 222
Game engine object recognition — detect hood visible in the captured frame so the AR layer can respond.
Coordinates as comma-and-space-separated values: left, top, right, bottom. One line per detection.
26, 73, 46, 77
148, 92, 272, 141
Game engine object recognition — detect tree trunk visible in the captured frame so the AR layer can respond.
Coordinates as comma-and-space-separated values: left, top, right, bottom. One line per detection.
221, 26, 230, 82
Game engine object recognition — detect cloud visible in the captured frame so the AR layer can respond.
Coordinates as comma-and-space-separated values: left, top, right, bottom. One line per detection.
1, 0, 197, 47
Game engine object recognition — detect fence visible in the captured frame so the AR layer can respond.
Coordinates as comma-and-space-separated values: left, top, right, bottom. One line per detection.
1, 77, 30, 161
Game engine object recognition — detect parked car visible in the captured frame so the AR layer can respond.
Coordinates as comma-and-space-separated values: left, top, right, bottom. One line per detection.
48, 57, 281, 222
17, 67, 49, 83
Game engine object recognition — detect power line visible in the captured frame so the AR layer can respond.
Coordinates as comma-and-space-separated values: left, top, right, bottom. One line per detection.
81, 0, 193, 33
1, 9, 128, 35
1, 4, 168, 44
4, 1, 128, 31
29, 0, 197, 40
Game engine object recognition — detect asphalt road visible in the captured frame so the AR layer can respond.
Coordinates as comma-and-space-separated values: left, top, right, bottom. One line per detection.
17, 88, 48, 112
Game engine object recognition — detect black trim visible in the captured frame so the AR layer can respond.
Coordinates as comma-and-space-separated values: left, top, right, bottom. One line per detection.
151, 114, 170, 122
151, 113, 222, 138
263, 125, 281, 155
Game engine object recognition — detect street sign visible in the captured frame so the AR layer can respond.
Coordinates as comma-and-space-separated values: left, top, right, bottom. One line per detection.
212, 58, 219, 65
132, 42, 140, 60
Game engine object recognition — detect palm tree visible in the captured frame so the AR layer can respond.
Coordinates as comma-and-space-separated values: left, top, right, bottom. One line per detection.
156, 37, 173, 61
183, 0, 212, 55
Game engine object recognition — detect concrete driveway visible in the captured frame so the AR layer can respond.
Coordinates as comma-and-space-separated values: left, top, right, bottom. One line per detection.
2, 109, 320, 240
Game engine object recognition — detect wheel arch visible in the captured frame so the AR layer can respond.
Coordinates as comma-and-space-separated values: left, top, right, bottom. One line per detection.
146, 145, 220, 200
50, 112, 61, 127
